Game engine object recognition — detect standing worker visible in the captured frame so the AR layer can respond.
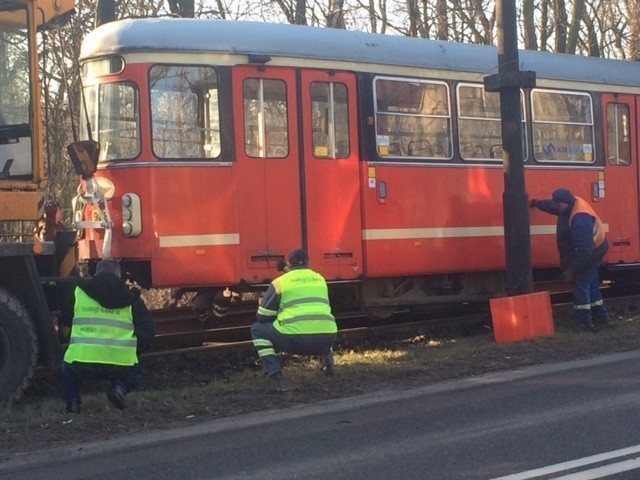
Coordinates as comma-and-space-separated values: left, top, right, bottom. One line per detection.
530, 188, 610, 331
252, 249, 337, 387
60, 259, 155, 413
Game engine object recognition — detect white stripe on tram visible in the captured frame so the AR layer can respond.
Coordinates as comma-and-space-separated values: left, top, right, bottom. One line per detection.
362, 224, 557, 241
489, 443, 640, 480
156, 223, 607, 247
159, 233, 240, 248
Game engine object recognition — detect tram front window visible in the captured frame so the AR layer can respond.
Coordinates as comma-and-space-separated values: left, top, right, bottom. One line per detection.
150, 65, 221, 160
81, 82, 140, 161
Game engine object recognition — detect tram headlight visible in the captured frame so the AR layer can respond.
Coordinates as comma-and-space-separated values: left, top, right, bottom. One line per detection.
121, 193, 142, 237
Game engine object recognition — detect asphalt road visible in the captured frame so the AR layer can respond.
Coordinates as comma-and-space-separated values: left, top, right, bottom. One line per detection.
4, 350, 640, 480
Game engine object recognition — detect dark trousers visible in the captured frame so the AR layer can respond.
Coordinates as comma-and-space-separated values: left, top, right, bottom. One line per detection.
251, 322, 336, 375
61, 361, 143, 403
572, 257, 607, 324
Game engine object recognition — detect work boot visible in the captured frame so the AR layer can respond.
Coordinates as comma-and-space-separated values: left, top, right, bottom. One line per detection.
266, 371, 286, 393
592, 307, 611, 326
319, 355, 335, 377
577, 319, 597, 333
65, 400, 81, 414
107, 383, 127, 410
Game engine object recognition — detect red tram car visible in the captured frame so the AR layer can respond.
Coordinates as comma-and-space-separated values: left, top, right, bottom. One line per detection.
74, 18, 640, 316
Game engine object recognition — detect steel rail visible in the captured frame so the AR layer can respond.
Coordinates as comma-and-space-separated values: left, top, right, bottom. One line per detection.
141, 285, 640, 359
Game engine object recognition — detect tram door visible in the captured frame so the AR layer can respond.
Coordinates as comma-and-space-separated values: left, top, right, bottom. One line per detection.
232, 66, 363, 283
232, 66, 303, 282
300, 70, 363, 280
602, 94, 640, 262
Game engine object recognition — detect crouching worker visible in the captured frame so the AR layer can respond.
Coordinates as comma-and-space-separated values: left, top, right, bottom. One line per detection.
60, 259, 155, 413
252, 249, 337, 388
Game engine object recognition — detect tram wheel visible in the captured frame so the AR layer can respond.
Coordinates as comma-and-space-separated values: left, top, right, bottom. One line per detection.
359, 279, 399, 320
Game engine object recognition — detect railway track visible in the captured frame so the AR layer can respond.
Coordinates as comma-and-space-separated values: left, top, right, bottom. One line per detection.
142, 282, 640, 359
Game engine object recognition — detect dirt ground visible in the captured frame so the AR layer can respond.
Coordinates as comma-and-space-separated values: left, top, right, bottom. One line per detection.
2, 302, 640, 462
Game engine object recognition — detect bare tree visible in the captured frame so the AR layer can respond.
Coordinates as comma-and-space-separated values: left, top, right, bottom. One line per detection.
581, 2, 600, 57
565, 0, 585, 54
539, 0, 551, 51
167, 0, 195, 17
454, 0, 492, 44
271, 0, 308, 24
522, 0, 537, 50
436, 0, 448, 40
327, 0, 346, 28
553, 0, 568, 52
368, 0, 378, 32
34, 0, 640, 213
624, 0, 640, 59
407, 0, 419, 36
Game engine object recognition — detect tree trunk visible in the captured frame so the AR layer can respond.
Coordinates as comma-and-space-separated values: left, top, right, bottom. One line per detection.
565, 0, 585, 54
522, 0, 537, 50
553, 0, 568, 52
368, 0, 378, 33
407, 0, 417, 37
436, 0, 448, 40
294, 0, 307, 25
582, 8, 600, 57
539, 0, 549, 51
626, 0, 640, 60
327, 0, 345, 28
167, 0, 195, 18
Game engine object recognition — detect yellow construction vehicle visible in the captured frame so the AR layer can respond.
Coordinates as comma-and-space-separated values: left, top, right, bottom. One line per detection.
0, 0, 77, 406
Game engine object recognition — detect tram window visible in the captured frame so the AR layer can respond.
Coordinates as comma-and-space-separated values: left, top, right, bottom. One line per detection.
531, 89, 594, 163
373, 77, 452, 160
456, 84, 527, 161
311, 82, 349, 159
243, 78, 288, 158
82, 57, 124, 78
150, 65, 221, 160
81, 82, 140, 161
606, 104, 630, 166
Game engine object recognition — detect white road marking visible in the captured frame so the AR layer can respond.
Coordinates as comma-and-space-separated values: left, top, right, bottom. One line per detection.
490, 444, 640, 479
552, 457, 640, 479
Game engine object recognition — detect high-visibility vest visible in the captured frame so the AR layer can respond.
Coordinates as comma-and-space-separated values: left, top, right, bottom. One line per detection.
64, 287, 137, 366
569, 196, 606, 248
272, 268, 337, 335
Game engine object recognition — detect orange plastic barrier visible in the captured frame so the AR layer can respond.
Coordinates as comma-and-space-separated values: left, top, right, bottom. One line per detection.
489, 291, 554, 344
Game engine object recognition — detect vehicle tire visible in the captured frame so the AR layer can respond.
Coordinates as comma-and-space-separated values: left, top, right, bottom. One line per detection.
0, 287, 37, 407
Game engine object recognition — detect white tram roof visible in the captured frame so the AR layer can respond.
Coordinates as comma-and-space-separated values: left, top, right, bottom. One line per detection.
81, 17, 640, 89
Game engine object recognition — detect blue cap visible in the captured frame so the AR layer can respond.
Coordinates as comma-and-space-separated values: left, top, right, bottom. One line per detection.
550, 188, 575, 209
288, 249, 309, 267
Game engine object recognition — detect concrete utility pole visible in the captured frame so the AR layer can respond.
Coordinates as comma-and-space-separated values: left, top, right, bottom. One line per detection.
483, 0, 536, 296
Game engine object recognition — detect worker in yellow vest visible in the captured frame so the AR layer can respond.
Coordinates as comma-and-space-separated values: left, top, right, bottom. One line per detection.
60, 260, 155, 413
530, 188, 610, 332
252, 249, 337, 388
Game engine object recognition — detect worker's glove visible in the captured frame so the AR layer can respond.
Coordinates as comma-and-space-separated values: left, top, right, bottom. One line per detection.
529, 199, 538, 208
276, 259, 288, 272
561, 268, 573, 283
